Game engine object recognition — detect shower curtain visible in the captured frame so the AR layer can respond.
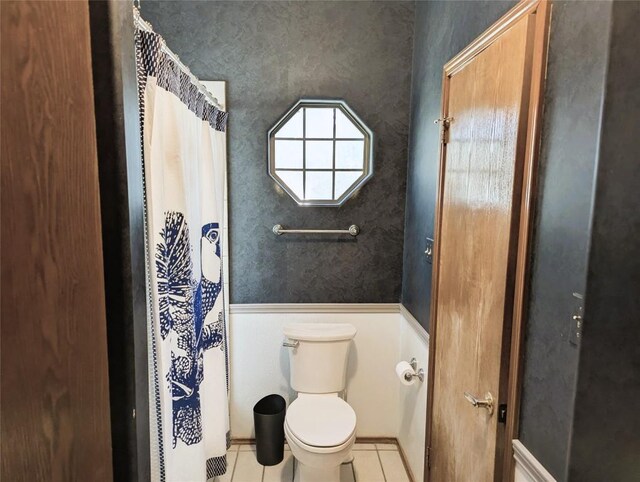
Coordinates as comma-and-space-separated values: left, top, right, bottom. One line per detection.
135, 27, 230, 482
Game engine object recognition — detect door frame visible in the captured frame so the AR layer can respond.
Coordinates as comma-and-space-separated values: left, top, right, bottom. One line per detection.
424, 1, 551, 480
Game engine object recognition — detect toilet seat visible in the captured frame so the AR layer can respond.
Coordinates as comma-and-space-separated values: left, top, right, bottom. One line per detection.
285, 421, 356, 456
285, 395, 356, 448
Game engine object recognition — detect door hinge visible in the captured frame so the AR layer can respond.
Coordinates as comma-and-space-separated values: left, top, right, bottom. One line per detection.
434, 117, 453, 144
426, 446, 432, 469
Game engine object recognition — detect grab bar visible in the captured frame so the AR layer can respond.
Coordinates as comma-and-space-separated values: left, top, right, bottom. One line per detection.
272, 224, 360, 237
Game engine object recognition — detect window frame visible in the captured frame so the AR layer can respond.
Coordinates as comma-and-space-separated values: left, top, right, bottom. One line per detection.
267, 99, 374, 207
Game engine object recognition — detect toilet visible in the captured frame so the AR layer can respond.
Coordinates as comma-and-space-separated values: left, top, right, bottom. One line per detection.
282, 322, 357, 482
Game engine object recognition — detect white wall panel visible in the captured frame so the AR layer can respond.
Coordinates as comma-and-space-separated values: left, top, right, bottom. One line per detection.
227, 303, 430, 481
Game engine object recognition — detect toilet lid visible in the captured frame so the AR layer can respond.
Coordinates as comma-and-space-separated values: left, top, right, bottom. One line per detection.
286, 396, 356, 447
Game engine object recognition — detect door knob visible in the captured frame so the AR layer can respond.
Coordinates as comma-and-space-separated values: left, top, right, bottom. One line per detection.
464, 391, 494, 415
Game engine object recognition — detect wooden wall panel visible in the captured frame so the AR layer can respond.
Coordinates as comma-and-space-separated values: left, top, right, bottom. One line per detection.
1, 1, 113, 480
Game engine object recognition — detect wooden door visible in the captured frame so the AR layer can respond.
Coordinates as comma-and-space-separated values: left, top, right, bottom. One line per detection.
427, 2, 549, 481
1, 1, 113, 480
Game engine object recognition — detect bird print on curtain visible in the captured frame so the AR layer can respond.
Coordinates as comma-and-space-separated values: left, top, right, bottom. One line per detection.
155, 211, 224, 447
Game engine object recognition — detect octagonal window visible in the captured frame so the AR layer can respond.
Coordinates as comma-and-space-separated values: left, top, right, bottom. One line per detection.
268, 99, 373, 206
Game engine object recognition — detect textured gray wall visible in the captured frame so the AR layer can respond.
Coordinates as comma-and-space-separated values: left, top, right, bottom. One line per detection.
569, 2, 640, 480
518, 2, 612, 480
401, 0, 516, 329
142, 1, 414, 304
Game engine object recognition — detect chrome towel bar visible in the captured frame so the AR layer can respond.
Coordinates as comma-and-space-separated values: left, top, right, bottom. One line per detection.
272, 224, 360, 237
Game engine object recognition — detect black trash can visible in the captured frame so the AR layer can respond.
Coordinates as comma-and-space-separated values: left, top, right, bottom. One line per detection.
253, 394, 286, 466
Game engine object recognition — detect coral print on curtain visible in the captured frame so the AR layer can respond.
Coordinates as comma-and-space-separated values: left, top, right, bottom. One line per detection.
135, 13, 230, 482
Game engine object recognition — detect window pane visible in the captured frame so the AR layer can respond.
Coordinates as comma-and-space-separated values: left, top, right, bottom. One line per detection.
275, 109, 303, 138
335, 171, 363, 198
305, 171, 333, 200
268, 101, 373, 206
335, 140, 365, 169
306, 140, 333, 169
276, 170, 304, 198
274, 140, 303, 169
305, 108, 334, 138
336, 109, 364, 139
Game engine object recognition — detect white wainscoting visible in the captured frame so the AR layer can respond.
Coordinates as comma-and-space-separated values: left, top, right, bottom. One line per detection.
398, 305, 429, 482
513, 440, 556, 482
227, 303, 429, 480
228, 304, 401, 438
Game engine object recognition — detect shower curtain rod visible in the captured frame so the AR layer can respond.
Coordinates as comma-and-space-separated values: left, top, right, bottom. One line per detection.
133, 7, 222, 110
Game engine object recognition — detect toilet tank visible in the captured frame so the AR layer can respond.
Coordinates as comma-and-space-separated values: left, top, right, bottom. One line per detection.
283, 322, 357, 394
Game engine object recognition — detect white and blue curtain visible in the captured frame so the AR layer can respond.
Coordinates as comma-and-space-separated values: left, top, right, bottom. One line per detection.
135, 25, 230, 482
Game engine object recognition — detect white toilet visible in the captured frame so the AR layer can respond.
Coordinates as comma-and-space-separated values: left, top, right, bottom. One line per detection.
282, 322, 357, 482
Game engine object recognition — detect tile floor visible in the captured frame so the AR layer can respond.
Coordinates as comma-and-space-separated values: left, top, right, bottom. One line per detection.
216, 442, 412, 482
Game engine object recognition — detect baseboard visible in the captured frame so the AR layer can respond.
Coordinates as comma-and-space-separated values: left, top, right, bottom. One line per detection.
230, 436, 398, 445
396, 440, 417, 482
229, 303, 401, 314
354, 436, 398, 445
230, 438, 256, 445
512, 440, 556, 482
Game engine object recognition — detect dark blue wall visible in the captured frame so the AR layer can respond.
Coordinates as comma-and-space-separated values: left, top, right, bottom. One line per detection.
400, 0, 516, 330
518, 2, 612, 479
143, 1, 415, 304
569, 2, 640, 480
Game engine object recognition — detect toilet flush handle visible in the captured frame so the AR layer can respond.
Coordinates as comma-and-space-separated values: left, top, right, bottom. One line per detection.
283, 339, 299, 348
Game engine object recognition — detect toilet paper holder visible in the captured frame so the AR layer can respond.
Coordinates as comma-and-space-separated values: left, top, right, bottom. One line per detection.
406, 358, 425, 383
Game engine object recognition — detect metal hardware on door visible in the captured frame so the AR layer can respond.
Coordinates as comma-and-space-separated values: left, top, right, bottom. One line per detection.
282, 340, 299, 348
464, 391, 494, 415
433, 117, 453, 126
434, 117, 454, 144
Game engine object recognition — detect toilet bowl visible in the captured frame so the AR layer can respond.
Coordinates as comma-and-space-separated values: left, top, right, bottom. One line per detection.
285, 394, 357, 482
282, 322, 358, 482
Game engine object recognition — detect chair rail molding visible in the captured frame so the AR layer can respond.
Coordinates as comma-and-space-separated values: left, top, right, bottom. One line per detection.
229, 303, 401, 314
513, 440, 556, 482
399, 303, 429, 344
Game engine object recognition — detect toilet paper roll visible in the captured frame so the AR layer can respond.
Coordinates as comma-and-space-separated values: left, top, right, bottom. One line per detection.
396, 361, 416, 386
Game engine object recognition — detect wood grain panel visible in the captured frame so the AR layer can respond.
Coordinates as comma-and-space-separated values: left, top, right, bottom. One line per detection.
1, 2, 113, 480
429, 16, 531, 482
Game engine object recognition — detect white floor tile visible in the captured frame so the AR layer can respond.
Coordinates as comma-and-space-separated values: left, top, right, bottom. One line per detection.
376, 443, 398, 451
352, 451, 385, 482
217, 449, 238, 482
233, 450, 264, 482
293, 459, 299, 482
378, 450, 410, 482
238, 444, 257, 452
263, 451, 294, 482
292, 460, 358, 482
340, 462, 356, 482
